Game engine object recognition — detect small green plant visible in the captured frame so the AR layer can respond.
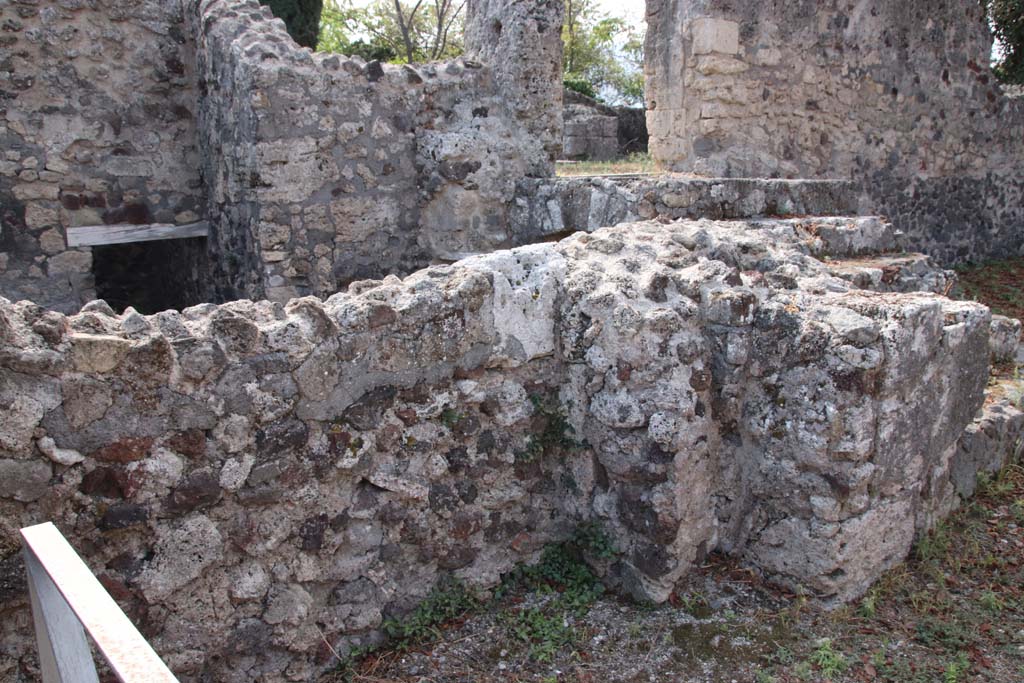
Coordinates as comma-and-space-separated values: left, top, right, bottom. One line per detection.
754, 670, 777, 683
515, 394, 580, 463
858, 589, 879, 618
503, 543, 605, 610
564, 75, 599, 100
979, 589, 1005, 612
770, 645, 795, 666
675, 591, 712, 618
382, 578, 480, 648
914, 522, 952, 563
573, 521, 617, 559
503, 605, 579, 662
809, 639, 847, 679
792, 660, 813, 680
440, 407, 463, 429
943, 652, 971, 683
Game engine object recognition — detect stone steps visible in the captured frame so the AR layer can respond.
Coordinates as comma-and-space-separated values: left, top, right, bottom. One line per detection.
826, 254, 954, 295
510, 175, 862, 245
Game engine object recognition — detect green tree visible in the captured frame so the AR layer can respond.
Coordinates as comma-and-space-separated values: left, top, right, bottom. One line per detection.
318, 0, 465, 63
986, 0, 1024, 84
259, 0, 324, 49
562, 0, 644, 105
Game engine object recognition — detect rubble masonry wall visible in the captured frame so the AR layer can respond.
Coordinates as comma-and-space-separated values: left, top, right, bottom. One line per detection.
644, 0, 1024, 263
1, 216, 1015, 680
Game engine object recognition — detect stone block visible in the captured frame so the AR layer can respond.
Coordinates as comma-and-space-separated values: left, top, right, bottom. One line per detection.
690, 18, 740, 56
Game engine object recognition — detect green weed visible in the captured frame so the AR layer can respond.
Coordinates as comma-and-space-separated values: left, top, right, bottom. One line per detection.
943, 652, 971, 683
980, 589, 1006, 612
382, 578, 480, 648
503, 605, 579, 662
809, 638, 847, 679
516, 394, 580, 463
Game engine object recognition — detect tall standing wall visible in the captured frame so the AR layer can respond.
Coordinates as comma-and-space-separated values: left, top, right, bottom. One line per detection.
644, 0, 1024, 262
0, 0, 205, 312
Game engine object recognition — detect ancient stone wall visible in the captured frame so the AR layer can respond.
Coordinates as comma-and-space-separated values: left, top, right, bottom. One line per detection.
1, 216, 1015, 680
644, 0, 1024, 263
0, 0, 563, 313
184, 0, 561, 301
0, 0, 204, 312
561, 89, 648, 161
465, 0, 565, 171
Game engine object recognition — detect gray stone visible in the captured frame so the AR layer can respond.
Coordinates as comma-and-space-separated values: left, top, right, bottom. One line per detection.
0, 459, 51, 502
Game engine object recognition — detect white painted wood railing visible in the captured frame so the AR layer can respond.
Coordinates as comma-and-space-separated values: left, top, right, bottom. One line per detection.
20, 522, 179, 683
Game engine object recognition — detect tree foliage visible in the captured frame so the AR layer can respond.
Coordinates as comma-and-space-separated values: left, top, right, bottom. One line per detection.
986, 0, 1024, 84
318, 0, 465, 63
259, 0, 324, 49
562, 0, 644, 105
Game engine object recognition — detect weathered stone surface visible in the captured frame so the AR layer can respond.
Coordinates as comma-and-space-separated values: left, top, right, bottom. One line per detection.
0, 459, 51, 502
137, 515, 224, 603
990, 315, 1022, 364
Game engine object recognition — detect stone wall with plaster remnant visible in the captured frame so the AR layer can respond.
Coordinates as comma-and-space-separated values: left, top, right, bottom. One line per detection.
0, 0, 205, 312
1, 216, 1017, 681
644, 0, 1024, 263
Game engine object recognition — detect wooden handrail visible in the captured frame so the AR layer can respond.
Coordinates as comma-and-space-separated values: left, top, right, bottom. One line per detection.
20, 522, 179, 683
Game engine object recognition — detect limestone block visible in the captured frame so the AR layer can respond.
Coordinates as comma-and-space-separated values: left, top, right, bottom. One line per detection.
138, 516, 225, 602
990, 315, 1021, 364
690, 18, 740, 56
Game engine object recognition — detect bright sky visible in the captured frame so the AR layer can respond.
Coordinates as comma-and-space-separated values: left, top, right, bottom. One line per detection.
597, 0, 646, 25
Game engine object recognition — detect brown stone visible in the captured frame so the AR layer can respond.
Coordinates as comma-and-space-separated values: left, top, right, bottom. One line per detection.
166, 470, 222, 515
166, 429, 206, 459
80, 467, 128, 499
91, 436, 154, 464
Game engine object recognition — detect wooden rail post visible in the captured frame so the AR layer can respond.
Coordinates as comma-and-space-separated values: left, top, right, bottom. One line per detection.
20, 522, 179, 683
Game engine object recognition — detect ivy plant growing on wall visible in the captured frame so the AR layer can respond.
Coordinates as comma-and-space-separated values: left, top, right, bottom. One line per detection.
259, 0, 324, 49
987, 0, 1024, 84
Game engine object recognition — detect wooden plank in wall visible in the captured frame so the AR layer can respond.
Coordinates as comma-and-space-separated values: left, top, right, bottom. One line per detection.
66, 221, 210, 248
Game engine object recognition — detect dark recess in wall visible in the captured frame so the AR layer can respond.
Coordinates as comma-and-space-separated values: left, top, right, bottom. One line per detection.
92, 238, 211, 314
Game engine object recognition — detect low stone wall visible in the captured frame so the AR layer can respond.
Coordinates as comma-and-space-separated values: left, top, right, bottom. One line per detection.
561, 90, 648, 161
0, 216, 999, 680
190, 0, 561, 303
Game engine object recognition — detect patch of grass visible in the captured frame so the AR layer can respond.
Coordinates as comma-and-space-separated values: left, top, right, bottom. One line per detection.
808, 638, 847, 679
556, 152, 658, 177
942, 652, 971, 683
955, 257, 1024, 322
382, 578, 481, 648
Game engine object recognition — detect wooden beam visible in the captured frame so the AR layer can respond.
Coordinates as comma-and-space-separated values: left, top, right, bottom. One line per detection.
66, 221, 209, 248
21, 523, 180, 683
